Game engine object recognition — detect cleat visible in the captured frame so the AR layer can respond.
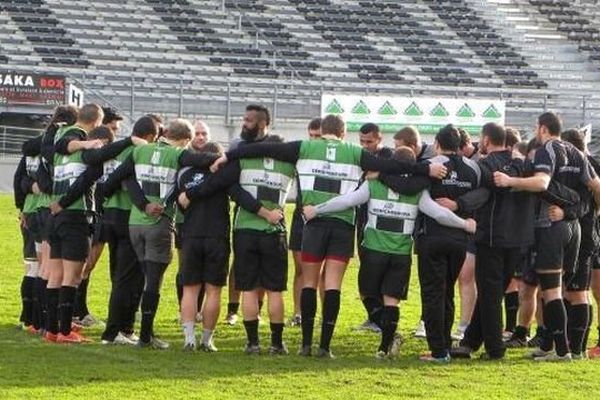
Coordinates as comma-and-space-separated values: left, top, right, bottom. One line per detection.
183, 342, 196, 352
287, 315, 302, 327
419, 352, 450, 363
26, 325, 40, 335
102, 332, 137, 346
138, 336, 170, 350
199, 341, 218, 353
571, 352, 587, 360
43, 332, 58, 343
414, 320, 427, 338
57, 331, 90, 344
534, 352, 572, 362
354, 320, 381, 333
123, 332, 140, 343
502, 331, 514, 341
269, 343, 289, 355
298, 345, 312, 357
505, 333, 528, 348
450, 345, 472, 359
588, 346, 600, 359
527, 330, 544, 348
77, 314, 104, 327
225, 312, 238, 326
526, 348, 552, 359
71, 322, 83, 333
316, 348, 335, 359
244, 343, 261, 355
375, 350, 390, 360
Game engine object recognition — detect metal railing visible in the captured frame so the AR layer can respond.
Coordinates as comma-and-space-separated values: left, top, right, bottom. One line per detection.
0, 126, 44, 158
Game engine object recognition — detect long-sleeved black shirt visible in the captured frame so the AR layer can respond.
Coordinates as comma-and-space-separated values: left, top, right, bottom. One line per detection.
177, 166, 261, 239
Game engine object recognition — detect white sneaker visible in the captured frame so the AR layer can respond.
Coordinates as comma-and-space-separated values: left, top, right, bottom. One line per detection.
414, 320, 427, 338
122, 332, 139, 343
225, 312, 238, 326
101, 332, 137, 346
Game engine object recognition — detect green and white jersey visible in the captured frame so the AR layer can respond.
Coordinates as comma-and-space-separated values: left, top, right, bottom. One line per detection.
362, 180, 420, 255
102, 146, 134, 211
235, 157, 295, 233
129, 140, 184, 226
22, 156, 41, 214
52, 151, 89, 211
297, 138, 363, 225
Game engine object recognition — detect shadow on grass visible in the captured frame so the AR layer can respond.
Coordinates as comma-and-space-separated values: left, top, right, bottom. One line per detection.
0, 323, 546, 389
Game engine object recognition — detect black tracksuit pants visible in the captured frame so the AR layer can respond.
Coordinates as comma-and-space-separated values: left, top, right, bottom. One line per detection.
462, 244, 520, 358
417, 235, 466, 358
101, 219, 145, 341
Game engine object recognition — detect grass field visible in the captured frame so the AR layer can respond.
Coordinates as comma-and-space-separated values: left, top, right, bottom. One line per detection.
1, 195, 600, 399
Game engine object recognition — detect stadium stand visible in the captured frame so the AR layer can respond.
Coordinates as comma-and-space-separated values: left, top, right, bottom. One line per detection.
0, 0, 599, 135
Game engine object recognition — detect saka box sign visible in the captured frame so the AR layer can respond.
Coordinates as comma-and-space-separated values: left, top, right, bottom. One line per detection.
0, 72, 66, 107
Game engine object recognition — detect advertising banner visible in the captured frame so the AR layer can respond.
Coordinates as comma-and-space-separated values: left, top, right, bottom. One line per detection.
0, 71, 66, 107
321, 94, 506, 134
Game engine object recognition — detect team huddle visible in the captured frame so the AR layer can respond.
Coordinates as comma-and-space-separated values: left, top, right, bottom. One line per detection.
13, 102, 600, 362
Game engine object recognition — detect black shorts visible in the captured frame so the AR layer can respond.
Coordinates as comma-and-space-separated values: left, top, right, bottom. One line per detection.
49, 212, 92, 262
534, 221, 580, 273
514, 247, 538, 286
21, 215, 37, 260
25, 211, 42, 245
179, 236, 229, 286
565, 238, 595, 291
233, 230, 288, 292
301, 218, 355, 263
30, 208, 51, 243
288, 209, 304, 251
466, 238, 477, 255
174, 222, 183, 250
91, 216, 107, 245
359, 247, 411, 300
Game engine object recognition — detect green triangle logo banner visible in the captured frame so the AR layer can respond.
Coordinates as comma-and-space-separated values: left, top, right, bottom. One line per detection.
456, 103, 476, 118
351, 100, 370, 115
324, 99, 344, 114
482, 104, 502, 119
404, 101, 423, 116
378, 101, 398, 116
430, 102, 449, 117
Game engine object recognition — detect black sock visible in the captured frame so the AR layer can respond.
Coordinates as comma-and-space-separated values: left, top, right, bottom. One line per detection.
74, 278, 90, 319
46, 288, 59, 335
59, 286, 77, 335
504, 291, 519, 332
545, 299, 569, 356
567, 304, 589, 355
362, 297, 383, 329
21, 276, 35, 326
300, 288, 317, 347
270, 322, 284, 348
320, 290, 341, 352
379, 306, 399, 353
227, 302, 240, 315
513, 325, 529, 340
140, 291, 160, 343
243, 319, 259, 346
197, 285, 205, 312
37, 278, 48, 331
176, 273, 183, 309
31, 280, 40, 330
258, 300, 264, 313
582, 304, 593, 350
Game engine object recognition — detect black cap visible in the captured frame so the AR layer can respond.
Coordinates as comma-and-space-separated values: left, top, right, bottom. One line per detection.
102, 106, 124, 124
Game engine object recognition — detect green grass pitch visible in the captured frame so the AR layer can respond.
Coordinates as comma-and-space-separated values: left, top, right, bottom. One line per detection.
0, 195, 599, 399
